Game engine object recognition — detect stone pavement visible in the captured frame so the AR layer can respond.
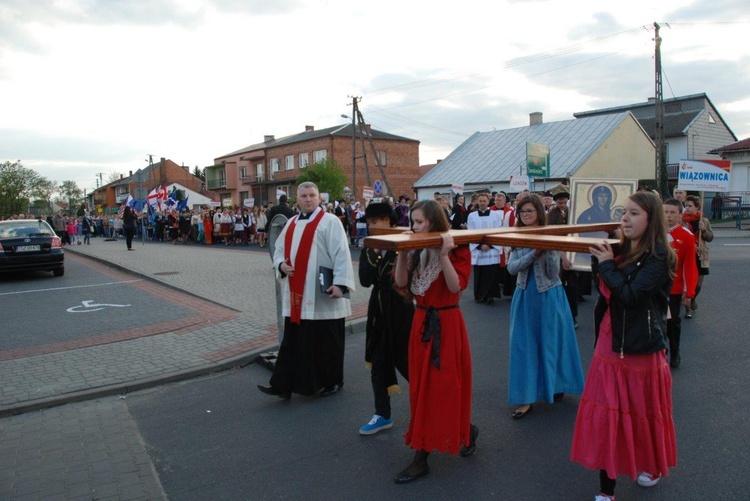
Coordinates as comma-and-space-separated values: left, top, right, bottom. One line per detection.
0, 237, 369, 417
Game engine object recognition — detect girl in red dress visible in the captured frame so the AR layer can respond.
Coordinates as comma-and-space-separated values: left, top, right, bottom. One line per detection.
571, 191, 677, 500
393, 200, 477, 483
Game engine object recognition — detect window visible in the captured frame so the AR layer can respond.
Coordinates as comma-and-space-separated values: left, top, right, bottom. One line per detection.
285, 155, 294, 171
313, 149, 327, 163
256, 164, 264, 181
240, 166, 247, 178
377, 151, 387, 166
298, 152, 309, 168
708, 113, 716, 124
270, 158, 280, 172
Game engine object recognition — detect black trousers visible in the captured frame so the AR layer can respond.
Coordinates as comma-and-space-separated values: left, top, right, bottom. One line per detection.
561, 269, 579, 319
124, 227, 135, 249
371, 335, 408, 419
667, 294, 683, 356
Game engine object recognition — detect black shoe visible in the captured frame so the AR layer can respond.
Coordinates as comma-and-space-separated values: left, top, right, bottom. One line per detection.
257, 384, 291, 400
460, 424, 479, 457
394, 462, 430, 484
512, 405, 533, 419
320, 384, 342, 397
670, 354, 681, 369
553, 392, 564, 402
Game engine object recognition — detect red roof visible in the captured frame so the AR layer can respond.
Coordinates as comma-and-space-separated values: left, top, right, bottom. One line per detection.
710, 137, 750, 153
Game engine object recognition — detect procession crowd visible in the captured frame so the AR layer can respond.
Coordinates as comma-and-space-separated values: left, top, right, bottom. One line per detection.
255, 182, 712, 501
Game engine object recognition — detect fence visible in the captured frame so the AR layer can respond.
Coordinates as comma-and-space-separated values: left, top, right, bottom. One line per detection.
709, 191, 749, 230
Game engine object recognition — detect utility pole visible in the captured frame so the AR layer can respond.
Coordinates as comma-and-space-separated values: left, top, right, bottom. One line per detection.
348, 97, 358, 201
346, 96, 394, 199
654, 22, 669, 198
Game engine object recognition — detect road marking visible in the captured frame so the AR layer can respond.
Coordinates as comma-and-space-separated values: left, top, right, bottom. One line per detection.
67, 300, 131, 313
0, 279, 142, 297
724, 243, 750, 246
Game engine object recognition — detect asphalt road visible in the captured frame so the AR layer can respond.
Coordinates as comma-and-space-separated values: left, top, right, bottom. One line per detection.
121, 239, 750, 500
0, 254, 196, 351
1, 239, 747, 500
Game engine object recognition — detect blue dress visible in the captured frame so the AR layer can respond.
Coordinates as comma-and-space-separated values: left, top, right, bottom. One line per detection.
508, 272, 584, 404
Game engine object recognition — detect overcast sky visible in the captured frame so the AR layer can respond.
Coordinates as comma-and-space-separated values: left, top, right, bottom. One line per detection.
1, 0, 748, 193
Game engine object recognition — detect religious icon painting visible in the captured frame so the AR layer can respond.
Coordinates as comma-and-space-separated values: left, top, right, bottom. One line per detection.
569, 178, 637, 270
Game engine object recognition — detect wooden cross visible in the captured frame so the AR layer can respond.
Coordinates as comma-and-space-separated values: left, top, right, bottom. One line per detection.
364, 222, 621, 253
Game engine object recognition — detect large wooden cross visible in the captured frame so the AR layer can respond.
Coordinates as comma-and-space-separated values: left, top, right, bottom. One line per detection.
364, 222, 621, 253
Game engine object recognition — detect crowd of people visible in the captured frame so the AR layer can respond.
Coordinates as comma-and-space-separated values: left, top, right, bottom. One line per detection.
253, 182, 713, 500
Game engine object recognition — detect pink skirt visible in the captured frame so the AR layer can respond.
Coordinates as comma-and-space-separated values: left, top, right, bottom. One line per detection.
570, 309, 677, 480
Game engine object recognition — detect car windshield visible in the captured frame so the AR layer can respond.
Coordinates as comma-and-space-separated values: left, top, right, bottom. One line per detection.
0, 221, 55, 238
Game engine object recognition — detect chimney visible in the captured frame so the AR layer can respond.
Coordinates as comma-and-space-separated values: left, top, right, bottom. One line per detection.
129, 170, 133, 177
264, 135, 275, 142
160, 157, 166, 164
120, 174, 123, 179
305, 125, 314, 132
529, 112, 543, 126
647, 97, 656, 103
364, 124, 372, 135
436, 159, 443, 163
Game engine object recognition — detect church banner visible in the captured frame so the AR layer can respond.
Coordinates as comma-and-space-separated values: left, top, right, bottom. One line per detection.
677, 159, 731, 192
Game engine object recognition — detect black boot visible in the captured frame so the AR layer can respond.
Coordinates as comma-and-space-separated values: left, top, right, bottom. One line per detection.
394, 450, 430, 483
460, 424, 479, 457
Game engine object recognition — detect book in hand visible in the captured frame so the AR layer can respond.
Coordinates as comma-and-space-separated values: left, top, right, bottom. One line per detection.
319, 266, 350, 297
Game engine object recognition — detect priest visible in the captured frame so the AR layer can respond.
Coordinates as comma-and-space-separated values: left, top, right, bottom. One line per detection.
258, 182, 356, 399
466, 192, 502, 304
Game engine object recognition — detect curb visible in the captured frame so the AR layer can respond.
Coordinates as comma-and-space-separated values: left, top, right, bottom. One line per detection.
0, 313, 368, 418
0, 342, 276, 418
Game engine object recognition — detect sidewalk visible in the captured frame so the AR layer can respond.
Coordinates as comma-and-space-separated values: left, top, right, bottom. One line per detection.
0, 237, 369, 417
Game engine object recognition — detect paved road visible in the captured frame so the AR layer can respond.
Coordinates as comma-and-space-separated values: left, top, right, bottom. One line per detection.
1, 235, 748, 499
0, 238, 369, 416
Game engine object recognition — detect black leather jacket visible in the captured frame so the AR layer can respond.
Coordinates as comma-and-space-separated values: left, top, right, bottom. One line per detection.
593, 244, 673, 357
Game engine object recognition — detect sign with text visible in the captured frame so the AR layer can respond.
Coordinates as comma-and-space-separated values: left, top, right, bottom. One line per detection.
451, 183, 464, 195
509, 175, 530, 192
243, 198, 255, 208
526, 142, 550, 177
362, 187, 374, 199
677, 159, 731, 192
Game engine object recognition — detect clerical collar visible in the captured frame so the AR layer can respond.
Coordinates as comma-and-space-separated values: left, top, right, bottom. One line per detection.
478, 209, 490, 217
297, 207, 320, 220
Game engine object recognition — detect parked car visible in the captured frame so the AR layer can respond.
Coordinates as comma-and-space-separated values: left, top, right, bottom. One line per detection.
0, 219, 64, 276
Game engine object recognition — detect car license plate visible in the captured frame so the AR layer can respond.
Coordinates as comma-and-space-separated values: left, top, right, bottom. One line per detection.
15, 245, 41, 252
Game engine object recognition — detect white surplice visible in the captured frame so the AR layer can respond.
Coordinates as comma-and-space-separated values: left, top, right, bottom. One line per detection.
467, 209, 502, 265
273, 207, 355, 320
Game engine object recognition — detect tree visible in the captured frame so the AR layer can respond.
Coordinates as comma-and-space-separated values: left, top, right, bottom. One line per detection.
295, 158, 348, 201
31, 178, 58, 214
0, 160, 44, 217
59, 180, 83, 210
193, 166, 205, 181
106, 171, 123, 184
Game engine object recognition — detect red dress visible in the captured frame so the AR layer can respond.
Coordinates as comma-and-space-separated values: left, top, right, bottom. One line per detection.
571, 280, 677, 480
404, 246, 473, 455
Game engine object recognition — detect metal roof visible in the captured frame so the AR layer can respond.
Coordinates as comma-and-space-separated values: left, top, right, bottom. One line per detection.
415, 112, 637, 188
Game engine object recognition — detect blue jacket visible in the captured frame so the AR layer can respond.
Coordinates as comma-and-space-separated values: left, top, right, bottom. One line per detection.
507, 247, 562, 293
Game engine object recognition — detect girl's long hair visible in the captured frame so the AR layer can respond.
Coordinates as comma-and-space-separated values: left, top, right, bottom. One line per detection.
404, 200, 450, 301
618, 191, 676, 277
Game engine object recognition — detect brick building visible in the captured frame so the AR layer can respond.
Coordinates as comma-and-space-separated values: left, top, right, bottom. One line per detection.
209, 124, 420, 207
89, 158, 211, 212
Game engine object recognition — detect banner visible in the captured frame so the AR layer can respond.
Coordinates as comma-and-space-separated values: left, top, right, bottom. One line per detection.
509, 175, 530, 192
451, 183, 464, 195
677, 159, 731, 192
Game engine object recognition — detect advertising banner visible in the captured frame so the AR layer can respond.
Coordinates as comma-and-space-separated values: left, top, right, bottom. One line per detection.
677, 159, 731, 192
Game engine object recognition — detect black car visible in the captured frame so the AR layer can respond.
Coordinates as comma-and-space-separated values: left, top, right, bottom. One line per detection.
0, 219, 65, 276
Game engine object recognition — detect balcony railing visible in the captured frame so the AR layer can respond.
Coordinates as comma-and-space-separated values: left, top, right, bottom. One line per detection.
207, 179, 227, 190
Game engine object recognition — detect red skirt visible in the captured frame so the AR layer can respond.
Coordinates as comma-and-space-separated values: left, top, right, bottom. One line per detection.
570, 308, 677, 480
219, 223, 232, 237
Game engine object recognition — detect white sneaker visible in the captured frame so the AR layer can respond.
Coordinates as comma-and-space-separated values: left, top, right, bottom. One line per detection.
637, 472, 661, 487
595, 495, 615, 501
